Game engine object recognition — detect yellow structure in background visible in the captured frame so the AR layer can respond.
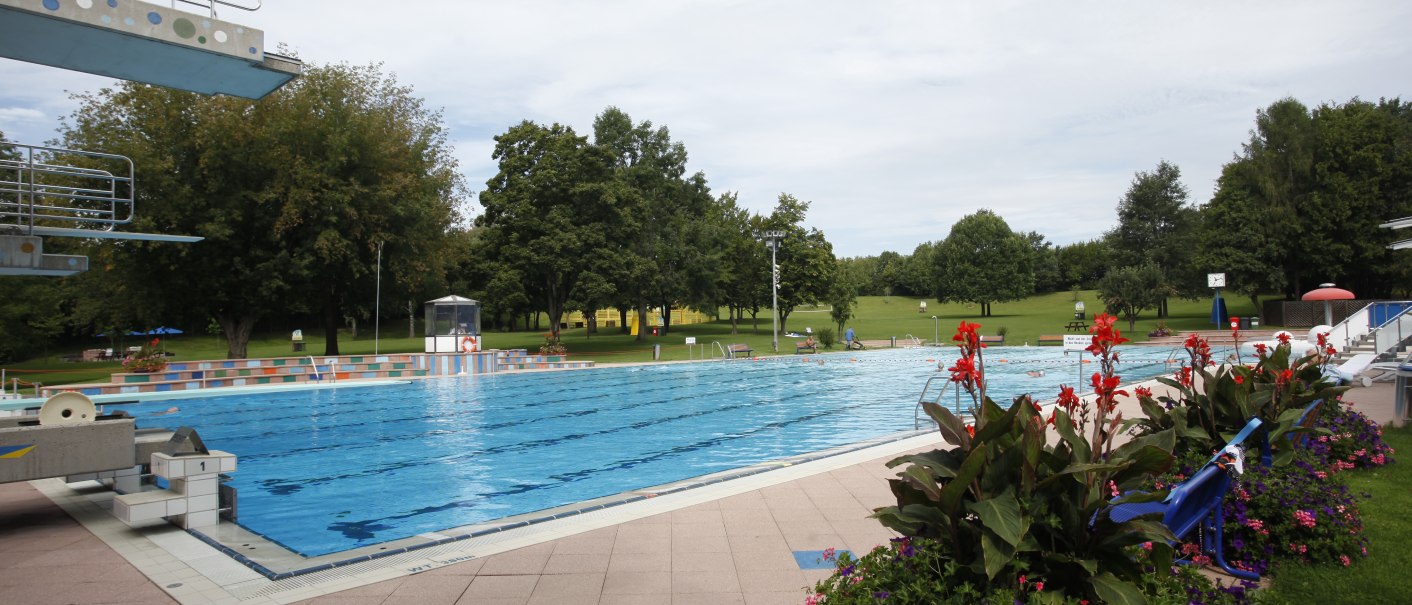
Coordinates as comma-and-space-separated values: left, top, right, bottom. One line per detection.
562, 308, 713, 331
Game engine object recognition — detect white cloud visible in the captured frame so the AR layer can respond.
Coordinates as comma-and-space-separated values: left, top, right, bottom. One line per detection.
4, 0, 1411, 256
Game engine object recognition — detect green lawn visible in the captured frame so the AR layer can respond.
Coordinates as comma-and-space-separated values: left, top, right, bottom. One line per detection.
1261, 424, 1412, 604
3, 291, 1266, 388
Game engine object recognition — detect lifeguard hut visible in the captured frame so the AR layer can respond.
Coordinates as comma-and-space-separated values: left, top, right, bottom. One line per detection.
424, 295, 481, 353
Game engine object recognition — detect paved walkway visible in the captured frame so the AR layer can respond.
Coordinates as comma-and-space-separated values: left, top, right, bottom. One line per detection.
1, 377, 1401, 605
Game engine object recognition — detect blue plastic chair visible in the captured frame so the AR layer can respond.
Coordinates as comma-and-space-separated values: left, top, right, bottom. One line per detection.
1104, 417, 1263, 581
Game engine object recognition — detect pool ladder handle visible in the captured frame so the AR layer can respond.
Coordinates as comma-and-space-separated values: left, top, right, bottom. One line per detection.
711, 341, 728, 360
913, 373, 966, 430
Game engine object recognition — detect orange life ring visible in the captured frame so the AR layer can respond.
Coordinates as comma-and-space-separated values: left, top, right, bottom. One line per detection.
460, 336, 478, 353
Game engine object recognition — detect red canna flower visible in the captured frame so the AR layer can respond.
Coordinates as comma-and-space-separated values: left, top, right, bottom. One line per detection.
1134, 386, 1153, 398
965, 424, 976, 437
1276, 331, 1291, 345
952, 321, 983, 349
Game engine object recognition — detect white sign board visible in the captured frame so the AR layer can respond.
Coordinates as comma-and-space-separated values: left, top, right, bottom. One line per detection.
1063, 335, 1090, 351
685, 337, 696, 345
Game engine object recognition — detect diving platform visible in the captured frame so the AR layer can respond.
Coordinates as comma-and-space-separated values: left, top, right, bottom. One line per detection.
0, 0, 300, 100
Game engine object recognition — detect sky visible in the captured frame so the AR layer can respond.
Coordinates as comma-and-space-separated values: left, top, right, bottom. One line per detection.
2, 0, 1410, 257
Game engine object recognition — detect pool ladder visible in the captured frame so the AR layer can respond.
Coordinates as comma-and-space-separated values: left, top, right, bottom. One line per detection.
913, 373, 968, 430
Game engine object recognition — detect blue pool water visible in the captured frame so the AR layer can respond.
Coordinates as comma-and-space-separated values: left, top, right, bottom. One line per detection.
116, 346, 1183, 557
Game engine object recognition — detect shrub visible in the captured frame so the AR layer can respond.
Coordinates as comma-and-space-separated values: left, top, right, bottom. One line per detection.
819, 327, 837, 349
1306, 398, 1396, 471
122, 338, 167, 373
1215, 455, 1369, 574
538, 336, 567, 356
872, 315, 1182, 603
808, 537, 1253, 604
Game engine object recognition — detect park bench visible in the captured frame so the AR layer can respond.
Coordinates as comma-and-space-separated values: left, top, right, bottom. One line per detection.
1103, 417, 1263, 581
1064, 321, 1089, 332
1036, 334, 1063, 346
978, 335, 1005, 345
726, 343, 754, 359
795, 342, 817, 354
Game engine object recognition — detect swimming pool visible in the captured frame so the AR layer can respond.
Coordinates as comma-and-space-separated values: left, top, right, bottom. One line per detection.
115, 345, 1183, 557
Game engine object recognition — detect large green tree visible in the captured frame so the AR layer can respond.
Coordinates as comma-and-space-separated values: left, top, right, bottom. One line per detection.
1097, 263, 1171, 331
1198, 97, 1412, 300
57, 63, 462, 357
933, 210, 1034, 316
761, 194, 836, 336
591, 107, 718, 340
477, 120, 617, 340
1105, 160, 1198, 313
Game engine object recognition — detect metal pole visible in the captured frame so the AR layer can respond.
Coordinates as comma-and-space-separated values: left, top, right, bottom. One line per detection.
374, 241, 383, 354
771, 242, 779, 354
932, 315, 938, 346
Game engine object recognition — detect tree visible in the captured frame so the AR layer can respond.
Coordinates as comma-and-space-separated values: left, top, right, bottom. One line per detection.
716, 192, 768, 334
933, 210, 1034, 316
56, 64, 463, 357
1105, 161, 1198, 313
477, 120, 616, 340
1021, 231, 1062, 293
1055, 239, 1111, 290
827, 259, 859, 332
1097, 264, 1170, 331
898, 241, 937, 297
761, 194, 835, 334
591, 107, 717, 340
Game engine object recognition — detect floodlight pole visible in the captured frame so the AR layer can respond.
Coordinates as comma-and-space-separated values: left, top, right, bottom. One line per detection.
932, 315, 939, 346
759, 231, 785, 353
374, 241, 383, 354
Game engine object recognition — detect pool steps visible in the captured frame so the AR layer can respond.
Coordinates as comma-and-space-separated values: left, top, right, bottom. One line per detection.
42, 350, 594, 397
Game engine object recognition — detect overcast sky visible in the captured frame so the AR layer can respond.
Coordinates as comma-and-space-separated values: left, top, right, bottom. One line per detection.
2, 0, 1409, 257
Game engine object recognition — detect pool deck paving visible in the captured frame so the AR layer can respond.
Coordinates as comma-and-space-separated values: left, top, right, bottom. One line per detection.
1, 373, 1402, 605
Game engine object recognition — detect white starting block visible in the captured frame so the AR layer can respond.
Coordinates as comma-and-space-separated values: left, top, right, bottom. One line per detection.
67, 464, 143, 494
113, 450, 235, 529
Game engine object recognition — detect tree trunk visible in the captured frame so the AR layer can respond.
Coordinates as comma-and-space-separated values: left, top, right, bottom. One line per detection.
323, 289, 342, 356
586, 311, 597, 337
729, 306, 739, 334
661, 303, 673, 334
619, 307, 629, 333
407, 300, 416, 338
219, 314, 259, 359
635, 303, 649, 342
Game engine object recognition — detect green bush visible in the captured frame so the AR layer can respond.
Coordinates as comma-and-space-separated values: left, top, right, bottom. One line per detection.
808, 537, 1252, 604
819, 327, 837, 349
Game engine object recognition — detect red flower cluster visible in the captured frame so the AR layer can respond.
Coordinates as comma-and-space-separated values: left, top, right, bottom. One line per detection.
946, 321, 986, 403
1090, 372, 1128, 414
1184, 333, 1213, 367
952, 321, 984, 349
947, 355, 982, 390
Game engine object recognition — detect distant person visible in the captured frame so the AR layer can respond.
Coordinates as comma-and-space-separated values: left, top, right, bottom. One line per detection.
1026, 370, 1045, 378
844, 326, 857, 350
803, 335, 816, 349
152, 406, 180, 416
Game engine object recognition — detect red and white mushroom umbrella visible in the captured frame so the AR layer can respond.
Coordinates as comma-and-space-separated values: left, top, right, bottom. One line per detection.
1301, 283, 1356, 326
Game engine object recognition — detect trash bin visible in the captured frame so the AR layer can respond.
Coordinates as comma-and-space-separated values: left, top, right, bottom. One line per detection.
652, 326, 660, 336
1250, 318, 1260, 328
652, 344, 661, 361
1239, 316, 1251, 330
890, 336, 897, 348
1229, 317, 1240, 330
1395, 363, 1412, 422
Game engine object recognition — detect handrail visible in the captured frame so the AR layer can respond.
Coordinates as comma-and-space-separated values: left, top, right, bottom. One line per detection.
170, 0, 262, 18
913, 373, 965, 429
903, 334, 923, 347
1, 142, 134, 234
711, 341, 727, 360
1370, 304, 1412, 360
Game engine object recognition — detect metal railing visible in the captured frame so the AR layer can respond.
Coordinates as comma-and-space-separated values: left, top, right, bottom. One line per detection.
1, 142, 133, 235
711, 341, 728, 360
913, 373, 968, 429
169, 0, 262, 19
1371, 305, 1412, 360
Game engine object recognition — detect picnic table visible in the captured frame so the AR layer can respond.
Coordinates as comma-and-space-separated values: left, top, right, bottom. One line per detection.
1064, 321, 1089, 332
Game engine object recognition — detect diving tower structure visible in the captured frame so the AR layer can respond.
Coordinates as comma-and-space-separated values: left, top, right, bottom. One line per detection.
0, 0, 303, 275
0, 0, 300, 100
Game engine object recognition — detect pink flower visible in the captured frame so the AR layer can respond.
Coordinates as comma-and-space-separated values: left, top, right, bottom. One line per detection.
1019, 575, 1027, 586
1141, 542, 1153, 551
806, 593, 824, 605
1294, 510, 1317, 529
822, 547, 836, 562
1341, 555, 1352, 567
1033, 581, 1044, 591
1108, 480, 1119, 498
